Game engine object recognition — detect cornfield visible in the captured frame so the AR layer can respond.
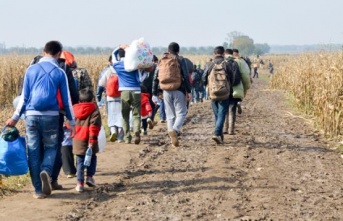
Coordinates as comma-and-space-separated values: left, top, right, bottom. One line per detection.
270, 52, 343, 137
0, 54, 211, 126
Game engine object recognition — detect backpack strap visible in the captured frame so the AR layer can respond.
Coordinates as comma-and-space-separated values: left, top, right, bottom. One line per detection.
37, 63, 57, 75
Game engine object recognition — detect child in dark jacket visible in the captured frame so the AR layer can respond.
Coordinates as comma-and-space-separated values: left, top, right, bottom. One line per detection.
141, 85, 153, 135
73, 88, 102, 192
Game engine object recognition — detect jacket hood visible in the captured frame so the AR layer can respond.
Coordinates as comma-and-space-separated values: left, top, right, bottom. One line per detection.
141, 93, 150, 100
73, 102, 97, 120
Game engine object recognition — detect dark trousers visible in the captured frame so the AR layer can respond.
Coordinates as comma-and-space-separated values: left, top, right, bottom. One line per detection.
149, 97, 156, 121
61, 145, 76, 175
51, 113, 64, 182
76, 154, 97, 184
224, 99, 238, 134
142, 118, 148, 131
253, 68, 259, 78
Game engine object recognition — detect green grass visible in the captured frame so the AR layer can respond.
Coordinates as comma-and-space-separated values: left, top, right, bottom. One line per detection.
0, 174, 30, 198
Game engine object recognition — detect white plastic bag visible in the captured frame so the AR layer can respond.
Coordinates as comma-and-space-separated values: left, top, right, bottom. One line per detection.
124, 38, 153, 71
98, 126, 106, 152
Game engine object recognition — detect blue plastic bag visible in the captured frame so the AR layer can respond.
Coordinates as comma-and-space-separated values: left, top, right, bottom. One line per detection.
0, 136, 28, 176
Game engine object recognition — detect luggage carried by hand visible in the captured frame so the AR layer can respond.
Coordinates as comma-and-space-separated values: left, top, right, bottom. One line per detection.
124, 38, 154, 72
0, 126, 28, 176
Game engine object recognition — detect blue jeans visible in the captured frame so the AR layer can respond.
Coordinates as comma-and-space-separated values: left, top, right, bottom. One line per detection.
51, 113, 64, 182
76, 154, 97, 183
154, 100, 166, 121
26, 115, 59, 194
211, 98, 230, 137
192, 87, 202, 102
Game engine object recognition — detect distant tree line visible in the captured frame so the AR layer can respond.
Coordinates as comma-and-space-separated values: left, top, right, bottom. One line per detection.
0, 44, 216, 55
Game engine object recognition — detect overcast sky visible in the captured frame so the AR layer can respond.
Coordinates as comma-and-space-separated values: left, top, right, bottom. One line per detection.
0, 0, 342, 48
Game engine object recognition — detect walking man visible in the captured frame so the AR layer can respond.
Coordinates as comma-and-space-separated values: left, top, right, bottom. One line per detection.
202, 46, 240, 144
7, 41, 75, 199
152, 42, 192, 147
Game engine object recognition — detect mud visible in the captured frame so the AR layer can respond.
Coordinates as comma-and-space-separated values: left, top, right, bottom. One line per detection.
1, 78, 343, 221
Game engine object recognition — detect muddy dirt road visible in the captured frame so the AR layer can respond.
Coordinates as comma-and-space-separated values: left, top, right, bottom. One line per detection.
1, 78, 343, 221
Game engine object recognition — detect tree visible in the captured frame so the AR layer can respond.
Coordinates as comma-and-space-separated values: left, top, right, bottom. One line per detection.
254, 43, 270, 55
225, 31, 243, 47
232, 35, 255, 56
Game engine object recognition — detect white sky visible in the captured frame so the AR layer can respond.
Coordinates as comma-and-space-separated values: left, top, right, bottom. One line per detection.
0, 0, 342, 48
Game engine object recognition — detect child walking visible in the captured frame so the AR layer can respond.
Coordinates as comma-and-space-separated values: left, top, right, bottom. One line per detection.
61, 121, 76, 178
73, 88, 102, 192
141, 85, 153, 135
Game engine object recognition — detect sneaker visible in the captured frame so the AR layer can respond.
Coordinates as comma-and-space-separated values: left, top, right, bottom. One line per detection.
75, 184, 84, 192
143, 130, 148, 135
169, 130, 179, 147
86, 177, 96, 187
237, 103, 242, 114
110, 133, 117, 142
153, 121, 158, 126
51, 180, 63, 190
67, 174, 76, 178
33, 192, 46, 199
223, 129, 228, 134
134, 131, 141, 145
40, 171, 52, 196
125, 140, 131, 144
212, 135, 223, 144
147, 118, 154, 129
117, 139, 124, 143
160, 120, 166, 123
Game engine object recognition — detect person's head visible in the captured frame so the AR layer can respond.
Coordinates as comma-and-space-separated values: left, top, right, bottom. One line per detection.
43, 41, 63, 58
232, 49, 239, 58
168, 42, 180, 55
60, 51, 77, 68
196, 63, 201, 69
213, 46, 225, 56
118, 48, 125, 59
79, 88, 94, 103
225, 48, 233, 55
152, 55, 158, 63
193, 64, 197, 70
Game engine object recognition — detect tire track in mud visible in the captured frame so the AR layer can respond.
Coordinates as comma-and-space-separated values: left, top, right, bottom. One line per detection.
62, 78, 343, 221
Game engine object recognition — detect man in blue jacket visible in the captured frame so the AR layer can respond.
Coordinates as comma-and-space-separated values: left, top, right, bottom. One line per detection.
112, 46, 142, 144
6, 41, 76, 199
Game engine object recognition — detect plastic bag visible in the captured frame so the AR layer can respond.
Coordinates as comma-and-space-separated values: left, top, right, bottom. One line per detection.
98, 126, 106, 152
0, 128, 28, 176
124, 38, 153, 71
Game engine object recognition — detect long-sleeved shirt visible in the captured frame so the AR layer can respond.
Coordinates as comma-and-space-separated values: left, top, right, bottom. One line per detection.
13, 56, 75, 125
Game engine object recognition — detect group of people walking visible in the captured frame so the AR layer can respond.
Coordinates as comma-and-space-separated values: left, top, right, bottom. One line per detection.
5, 40, 252, 199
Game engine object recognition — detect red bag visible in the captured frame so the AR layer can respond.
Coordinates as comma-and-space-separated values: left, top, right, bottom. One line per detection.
106, 74, 121, 97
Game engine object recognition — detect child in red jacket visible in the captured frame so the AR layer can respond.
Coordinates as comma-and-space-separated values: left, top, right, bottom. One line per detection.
73, 88, 102, 192
141, 85, 153, 135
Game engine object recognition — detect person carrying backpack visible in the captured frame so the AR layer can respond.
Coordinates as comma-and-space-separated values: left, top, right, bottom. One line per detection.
152, 42, 192, 147
16, 50, 79, 191
98, 59, 124, 143
202, 46, 241, 144
6, 41, 76, 199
